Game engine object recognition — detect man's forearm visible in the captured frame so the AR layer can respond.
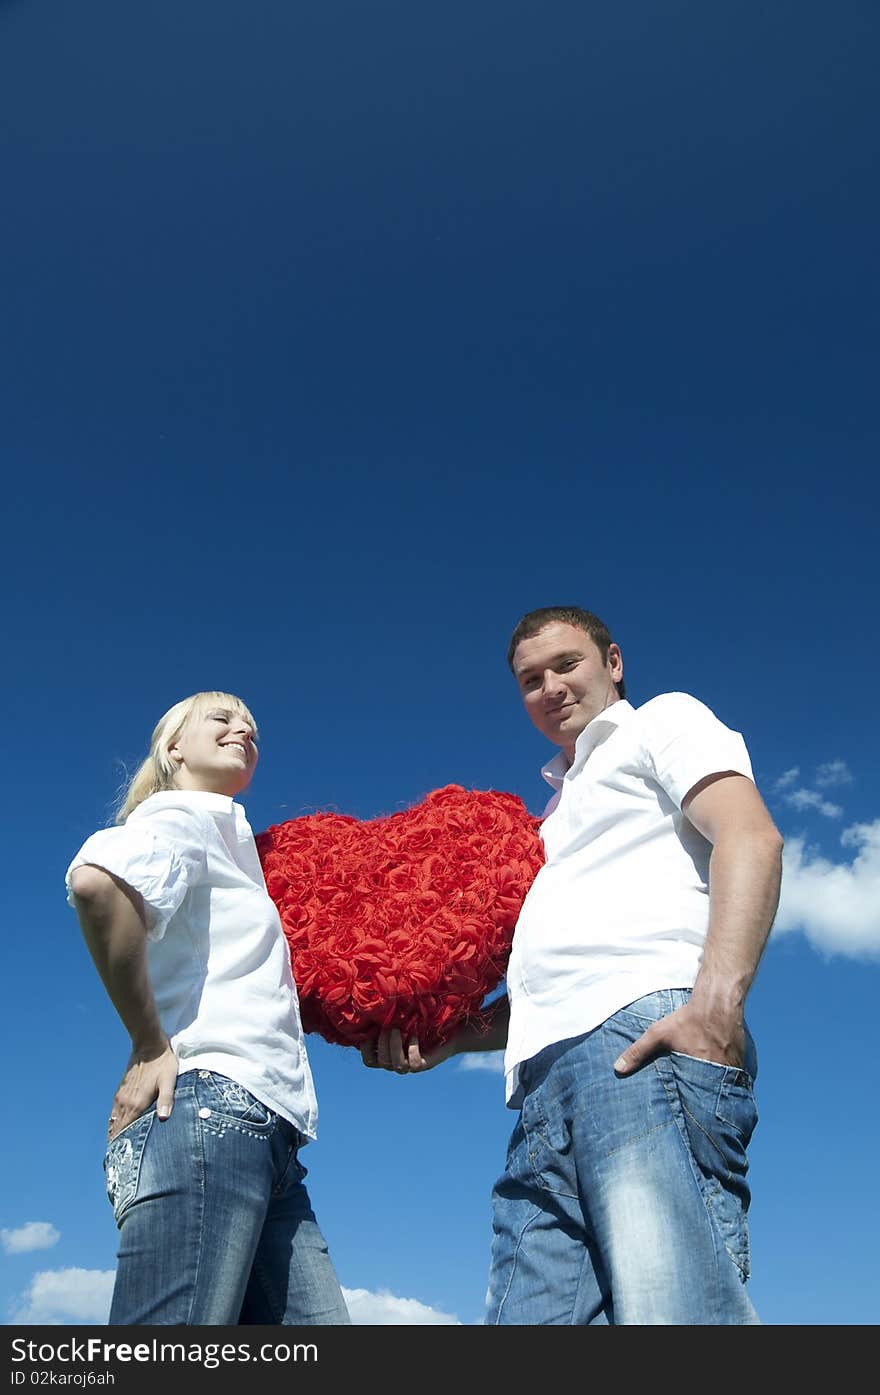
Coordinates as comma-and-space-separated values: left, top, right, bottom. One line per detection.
449, 994, 510, 1055
405, 993, 510, 1071
691, 829, 783, 1013
71, 867, 167, 1054
614, 778, 783, 1075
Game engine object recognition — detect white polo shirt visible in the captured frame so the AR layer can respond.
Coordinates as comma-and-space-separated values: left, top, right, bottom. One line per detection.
66, 790, 318, 1139
504, 692, 754, 1106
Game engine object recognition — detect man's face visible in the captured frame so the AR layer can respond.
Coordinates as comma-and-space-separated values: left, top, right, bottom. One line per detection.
511, 621, 624, 761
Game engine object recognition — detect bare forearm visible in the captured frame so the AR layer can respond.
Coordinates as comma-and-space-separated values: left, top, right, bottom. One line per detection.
364, 995, 510, 1073
449, 994, 510, 1056
692, 830, 783, 1012
71, 867, 167, 1054
615, 827, 783, 1076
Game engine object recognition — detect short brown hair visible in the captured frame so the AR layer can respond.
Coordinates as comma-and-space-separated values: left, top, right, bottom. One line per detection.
507, 606, 626, 700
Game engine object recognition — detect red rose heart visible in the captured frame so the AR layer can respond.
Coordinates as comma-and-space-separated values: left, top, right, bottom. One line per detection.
256, 785, 544, 1050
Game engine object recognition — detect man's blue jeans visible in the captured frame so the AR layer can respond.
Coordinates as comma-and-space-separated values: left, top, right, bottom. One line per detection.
103, 1070, 350, 1325
486, 989, 760, 1325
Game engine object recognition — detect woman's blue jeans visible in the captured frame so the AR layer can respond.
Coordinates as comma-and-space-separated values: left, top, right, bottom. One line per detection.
486, 989, 760, 1325
103, 1070, 350, 1325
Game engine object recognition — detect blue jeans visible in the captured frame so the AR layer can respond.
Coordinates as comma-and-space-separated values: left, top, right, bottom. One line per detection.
486, 989, 759, 1325
103, 1070, 350, 1325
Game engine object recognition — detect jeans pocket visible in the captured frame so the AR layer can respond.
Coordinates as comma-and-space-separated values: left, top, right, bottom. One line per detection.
668, 1052, 757, 1145
614, 988, 690, 1031
194, 1072, 275, 1136
663, 1052, 757, 1279
103, 1110, 154, 1226
520, 1083, 577, 1198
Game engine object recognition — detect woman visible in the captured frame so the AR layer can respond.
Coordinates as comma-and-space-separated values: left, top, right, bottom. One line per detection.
67, 692, 350, 1326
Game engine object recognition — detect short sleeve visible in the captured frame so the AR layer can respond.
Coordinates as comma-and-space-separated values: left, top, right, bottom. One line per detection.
65, 807, 208, 942
639, 693, 754, 810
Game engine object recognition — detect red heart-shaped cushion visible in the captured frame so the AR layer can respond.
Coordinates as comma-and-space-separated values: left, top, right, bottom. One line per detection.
256, 785, 544, 1050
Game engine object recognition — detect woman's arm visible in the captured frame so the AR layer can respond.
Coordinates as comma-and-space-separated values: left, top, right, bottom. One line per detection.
70, 864, 179, 1138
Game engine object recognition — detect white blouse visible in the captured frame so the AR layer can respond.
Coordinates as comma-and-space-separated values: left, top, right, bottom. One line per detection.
66, 789, 318, 1139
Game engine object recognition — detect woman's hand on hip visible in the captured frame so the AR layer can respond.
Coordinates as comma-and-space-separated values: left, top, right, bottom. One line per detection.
108, 1039, 178, 1141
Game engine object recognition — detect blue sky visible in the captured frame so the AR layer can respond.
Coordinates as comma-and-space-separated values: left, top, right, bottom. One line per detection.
2, 0, 878, 1326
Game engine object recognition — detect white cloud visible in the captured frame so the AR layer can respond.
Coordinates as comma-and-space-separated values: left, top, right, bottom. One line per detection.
783, 788, 843, 819
774, 768, 800, 791
1, 1222, 60, 1255
10, 1272, 460, 1322
341, 1287, 460, 1325
8, 1269, 460, 1327
815, 760, 854, 788
774, 818, 880, 958
456, 1051, 506, 1075
773, 760, 854, 820
11, 1268, 115, 1325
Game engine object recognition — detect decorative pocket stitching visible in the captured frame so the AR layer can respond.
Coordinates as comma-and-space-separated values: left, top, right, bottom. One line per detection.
103, 1111, 154, 1225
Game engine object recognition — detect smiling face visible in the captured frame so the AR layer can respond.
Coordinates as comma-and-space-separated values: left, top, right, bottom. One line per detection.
511, 621, 624, 762
168, 700, 259, 797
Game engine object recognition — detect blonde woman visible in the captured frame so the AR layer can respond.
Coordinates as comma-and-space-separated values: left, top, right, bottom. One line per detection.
67, 692, 350, 1326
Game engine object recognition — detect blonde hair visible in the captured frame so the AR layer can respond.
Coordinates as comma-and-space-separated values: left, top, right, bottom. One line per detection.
116, 692, 259, 822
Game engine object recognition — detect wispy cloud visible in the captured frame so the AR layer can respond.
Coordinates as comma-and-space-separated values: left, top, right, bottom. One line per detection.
774, 768, 800, 791
774, 818, 880, 958
1, 1222, 60, 1255
341, 1286, 460, 1324
773, 766, 844, 819
11, 1268, 115, 1324
815, 760, 854, 789
456, 1051, 505, 1075
783, 788, 843, 819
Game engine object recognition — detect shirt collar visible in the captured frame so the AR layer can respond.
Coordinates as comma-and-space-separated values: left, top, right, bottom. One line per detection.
129, 789, 245, 821
540, 699, 635, 789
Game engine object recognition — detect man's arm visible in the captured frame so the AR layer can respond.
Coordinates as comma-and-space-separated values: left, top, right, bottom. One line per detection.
70, 864, 178, 1135
614, 772, 783, 1074
361, 995, 510, 1073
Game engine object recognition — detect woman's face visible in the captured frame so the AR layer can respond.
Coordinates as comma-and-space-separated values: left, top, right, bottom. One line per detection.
168, 703, 259, 796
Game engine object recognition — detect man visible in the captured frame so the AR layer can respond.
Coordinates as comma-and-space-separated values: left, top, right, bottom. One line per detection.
364, 606, 783, 1325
